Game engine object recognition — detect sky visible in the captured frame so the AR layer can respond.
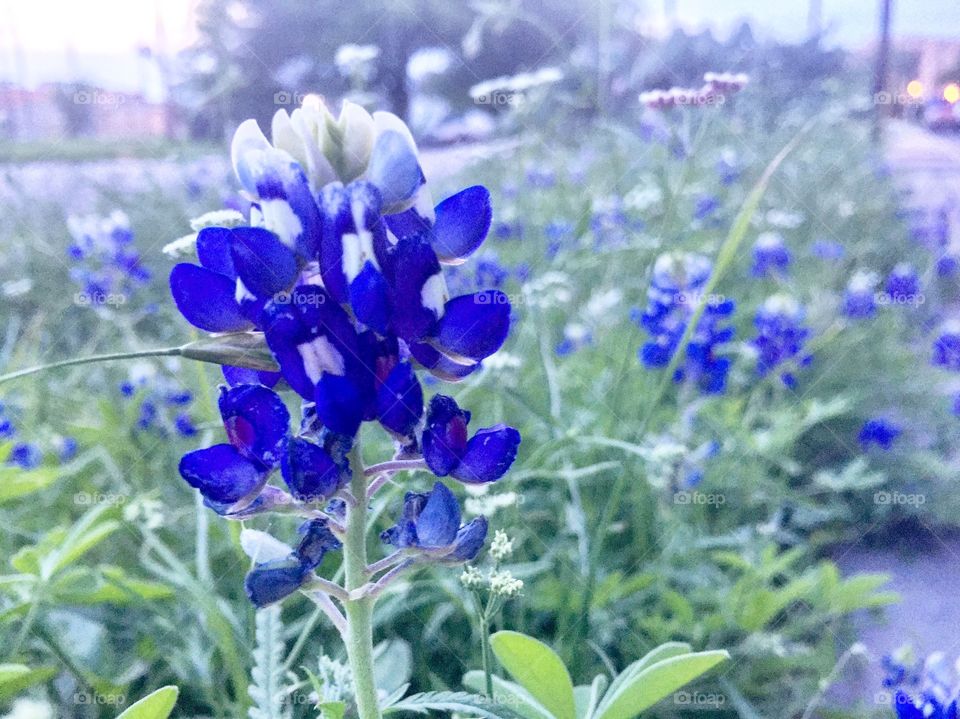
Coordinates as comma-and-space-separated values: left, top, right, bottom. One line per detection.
0, 0, 958, 98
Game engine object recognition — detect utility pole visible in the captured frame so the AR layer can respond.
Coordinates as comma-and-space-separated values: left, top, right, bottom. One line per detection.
872, 0, 893, 144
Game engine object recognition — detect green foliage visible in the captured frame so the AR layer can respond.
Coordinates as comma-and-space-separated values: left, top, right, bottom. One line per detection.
249, 606, 291, 719
114, 686, 179, 719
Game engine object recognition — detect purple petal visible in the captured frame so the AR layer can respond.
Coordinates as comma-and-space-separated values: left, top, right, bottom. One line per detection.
390, 236, 443, 342
169, 263, 253, 333
435, 291, 511, 361
218, 384, 290, 468
448, 516, 488, 561
315, 373, 367, 437
179, 444, 264, 504
244, 558, 308, 607
350, 262, 392, 334
196, 227, 237, 278
416, 482, 461, 548
230, 226, 300, 299
451, 424, 521, 484
422, 395, 470, 476
280, 436, 344, 502
431, 186, 492, 263
385, 205, 431, 242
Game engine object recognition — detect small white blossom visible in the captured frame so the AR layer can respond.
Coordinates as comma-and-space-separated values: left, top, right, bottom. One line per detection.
489, 569, 523, 597
490, 530, 514, 561
460, 566, 485, 589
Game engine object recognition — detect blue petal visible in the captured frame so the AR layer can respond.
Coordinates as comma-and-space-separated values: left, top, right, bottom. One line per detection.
376, 362, 423, 437
408, 342, 480, 382
435, 291, 511, 361
230, 227, 300, 299
315, 374, 367, 437
244, 557, 308, 607
206, 485, 291, 519
367, 130, 423, 208
350, 261, 392, 334
893, 692, 923, 719
385, 205, 431, 242
179, 444, 264, 504
422, 395, 470, 476
169, 263, 253, 333
431, 186, 492, 263
222, 365, 282, 388
280, 436, 344, 502
451, 424, 521, 484
390, 237, 442, 342
448, 516, 488, 561
295, 519, 342, 569
318, 183, 351, 303
416, 481, 461, 548
196, 227, 237, 278
218, 384, 290, 468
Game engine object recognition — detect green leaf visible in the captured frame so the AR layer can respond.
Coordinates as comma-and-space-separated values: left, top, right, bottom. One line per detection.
317, 701, 346, 719
594, 651, 729, 719
490, 631, 576, 719
115, 686, 179, 719
0, 664, 57, 703
0, 465, 58, 504
598, 643, 691, 717
384, 691, 529, 719
574, 674, 608, 719
463, 671, 554, 719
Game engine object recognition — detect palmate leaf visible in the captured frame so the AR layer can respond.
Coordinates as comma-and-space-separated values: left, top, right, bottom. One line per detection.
593, 651, 729, 719
489, 631, 576, 719
384, 691, 530, 719
114, 686, 179, 719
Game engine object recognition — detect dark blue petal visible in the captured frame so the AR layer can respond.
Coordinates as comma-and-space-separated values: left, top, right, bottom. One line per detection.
295, 519, 342, 569
416, 481, 461, 548
244, 557, 308, 607
196, 227, 237, 278
448, 516, 488, 561
367, 130, 422, 208
218, 384, 290, 468
315, 374, 366, 437
435, 292, 511, 361
390, 236, 443, 341
280, 436, 344, 502
422, 395, 470, 476
408, 342, 480, 382
206, 485, 291, 518
451, 424, 521, 484
230, 226, 300, 299
893, 692, 923, 719
318, 183, 351, 303
431, 186, 492, 263
248, 149, 322, 260
222, 365, 282, 388
385, 205, 431, 243
179, 444, 264, 504
350, 261, 392, 334
376, 362, 423, 437
169, 263, 252, 333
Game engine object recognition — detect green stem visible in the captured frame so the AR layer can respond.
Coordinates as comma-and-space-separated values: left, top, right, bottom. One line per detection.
479, 609, 494, 698
343, 448, 381, 719
0, 347, 182, 385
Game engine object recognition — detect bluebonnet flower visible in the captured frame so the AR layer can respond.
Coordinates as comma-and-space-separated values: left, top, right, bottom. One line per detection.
885, 263, 921, 301
693, 194, 720, 222
591, 196, 638, 249
555, 323, 592, 357
474, 255, 509, 289
66, 210, 150, 305
525, 167, 556, 189
494, 220, 524, 240
716, 151, 740, 185
752, 295, 812, 389
120, 369, 198, 438
932, 322, 960, 371
842, 271, 878, 319
545, 219, 574, 257
53, 436, 78, 462
169, 98, 521, 607
633, 253, 735, 395
883, 651, 959, 719
859, 418, 900, 450
811, 239, 844, 260
9, 442, 42, 470
751, 232, 790, 277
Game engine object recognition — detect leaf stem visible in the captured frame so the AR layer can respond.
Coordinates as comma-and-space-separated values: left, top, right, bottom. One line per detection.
0, 347, 183, 385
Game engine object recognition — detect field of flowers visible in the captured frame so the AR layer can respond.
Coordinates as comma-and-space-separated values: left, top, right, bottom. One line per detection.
1, 75, 959, 719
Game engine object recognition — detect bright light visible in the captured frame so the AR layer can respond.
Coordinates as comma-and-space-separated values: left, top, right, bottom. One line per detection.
944, 83, 960, 104
906, 80, 923, 98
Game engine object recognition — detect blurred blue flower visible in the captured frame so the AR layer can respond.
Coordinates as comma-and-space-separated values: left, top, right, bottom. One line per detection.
9, 442, 42, 470
886, 263, 921, 301
811, 239, 844, 260
859, 418, 900, 451
752, 295, 812, 389
66, 210, 150, 306
843, 271, 878, 319
751, 232, 790, 277
933, 323, 960, 371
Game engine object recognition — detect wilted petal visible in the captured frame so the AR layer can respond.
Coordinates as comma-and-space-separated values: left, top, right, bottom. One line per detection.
431, 186, 492, 263
179, 444, 264, 504
451, 424, 521, 484
421, 395, 470, 476
169, 263, 253, 333
281, 436, 344, 501
244, 557, 308, 607
435, 291, 511, 361
295, 519, 342, 569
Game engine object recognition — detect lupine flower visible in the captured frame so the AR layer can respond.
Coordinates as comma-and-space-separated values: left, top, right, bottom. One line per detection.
66, 210, 150, 305
842, 271, 878, 319
716, 150, 740, 185
53, 436, 78, 462
883, 651, 959, 719
752, 294, 812, 389
544, 220, 574, 258
591, 196, 639, 249
751, 232, 790, 277
885, 263, 921, 302
858, 418, 900, 450
121, 370, 198, 438
634, 253, 735, 395
932, 322, 960, 371
693, 194, 720, 222
9, 442, 42, 470
811, 239, 844, 260
169, 98, 521, 607
555, 323, 592, 357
